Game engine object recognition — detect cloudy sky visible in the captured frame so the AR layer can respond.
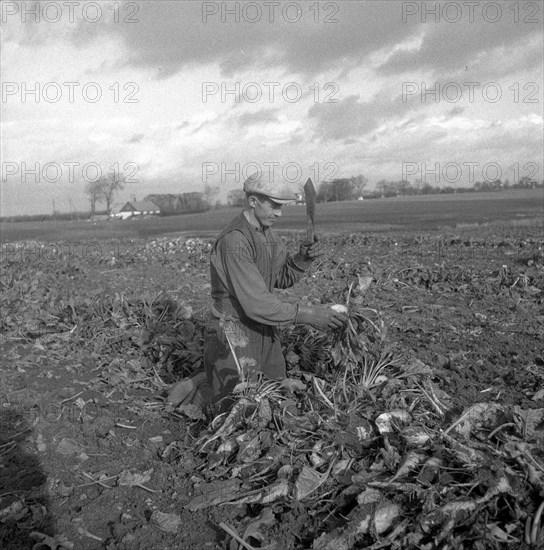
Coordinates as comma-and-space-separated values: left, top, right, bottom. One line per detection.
1, 0, 542, 215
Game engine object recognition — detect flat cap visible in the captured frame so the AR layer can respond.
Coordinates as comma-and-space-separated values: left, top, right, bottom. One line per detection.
243, 172, 297, 204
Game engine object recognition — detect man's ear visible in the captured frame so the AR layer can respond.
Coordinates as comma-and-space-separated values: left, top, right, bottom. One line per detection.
247, 195, 257, 208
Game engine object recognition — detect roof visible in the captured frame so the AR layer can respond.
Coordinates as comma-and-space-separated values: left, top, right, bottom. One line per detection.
121, 200, 160, 212
109, 202, 125, 214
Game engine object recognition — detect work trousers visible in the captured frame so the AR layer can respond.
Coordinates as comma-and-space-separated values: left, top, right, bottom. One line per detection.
203, 313, 286, 406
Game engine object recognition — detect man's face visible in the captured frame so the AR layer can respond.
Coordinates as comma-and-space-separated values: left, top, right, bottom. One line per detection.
249, 195, 283, 227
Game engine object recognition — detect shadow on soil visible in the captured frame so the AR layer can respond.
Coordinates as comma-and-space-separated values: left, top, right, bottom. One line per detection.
0, 408, 53, 550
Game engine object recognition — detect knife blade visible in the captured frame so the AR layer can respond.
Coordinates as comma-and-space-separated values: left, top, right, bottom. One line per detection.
304, 177, 316, 243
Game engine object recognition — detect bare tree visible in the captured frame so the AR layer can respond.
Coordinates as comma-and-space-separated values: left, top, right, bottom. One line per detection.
376, 179, 388, 198
203, 184, 220, 207
99, 173, 125, 214
85, 179, 105, 215
227, 189, 245, 207
314, 174, 367, 203
350, 174, 368, 198
398, 179, 413, 195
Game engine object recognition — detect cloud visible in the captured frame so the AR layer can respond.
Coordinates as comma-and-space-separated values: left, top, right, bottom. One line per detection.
52, 2, 540, 83
37, 1, 419, 78
308, 90, 432, 143
447, 106, 465, 118
126, 133, 144, 143
7, 2, 541, 84
379, 18, 542, 78
234, 108, 279, 128
308, 95, 376, 141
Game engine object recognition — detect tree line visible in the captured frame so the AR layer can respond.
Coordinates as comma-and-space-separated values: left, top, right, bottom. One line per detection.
222, 174, 542, 207
4, 173, 540, 223
315, 175, 542, 202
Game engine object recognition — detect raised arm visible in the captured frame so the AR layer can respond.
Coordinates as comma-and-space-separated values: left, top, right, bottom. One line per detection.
217, 232, 298, 327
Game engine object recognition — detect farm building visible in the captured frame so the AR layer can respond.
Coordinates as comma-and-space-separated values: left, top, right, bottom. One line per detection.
109, 203, 126, 219
110, 200, 161, 220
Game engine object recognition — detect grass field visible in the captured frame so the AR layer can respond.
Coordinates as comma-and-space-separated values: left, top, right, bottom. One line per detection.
1, 189, 542, 243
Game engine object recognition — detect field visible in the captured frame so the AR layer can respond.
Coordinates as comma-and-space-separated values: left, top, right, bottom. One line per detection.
1, 189, 542, 243
1, 191, 543, 549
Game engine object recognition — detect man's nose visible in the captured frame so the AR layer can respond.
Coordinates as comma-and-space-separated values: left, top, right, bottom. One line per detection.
274, 208, 282, 217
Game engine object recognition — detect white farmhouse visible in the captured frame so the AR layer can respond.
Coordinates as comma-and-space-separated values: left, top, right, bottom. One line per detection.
110, 200, 161, 220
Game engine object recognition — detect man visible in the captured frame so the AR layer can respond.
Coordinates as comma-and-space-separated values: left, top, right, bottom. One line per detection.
167, 173, 348, 410
203, 173, 347, 406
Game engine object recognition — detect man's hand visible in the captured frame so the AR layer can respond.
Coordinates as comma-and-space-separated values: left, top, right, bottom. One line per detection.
299, 233, 323, 261
295, 305, 348, 332
293, 234, 323, 269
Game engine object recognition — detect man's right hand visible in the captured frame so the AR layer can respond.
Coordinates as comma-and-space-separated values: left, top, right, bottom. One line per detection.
295, 305, 348, 331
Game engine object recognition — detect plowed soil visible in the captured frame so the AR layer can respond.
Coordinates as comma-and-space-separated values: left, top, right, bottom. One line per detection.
1, 220, 543, 549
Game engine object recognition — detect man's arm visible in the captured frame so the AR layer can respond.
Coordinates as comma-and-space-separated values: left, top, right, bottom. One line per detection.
218, 232, 298, 327
275, 253, 307, 289
274, 235, 322, 289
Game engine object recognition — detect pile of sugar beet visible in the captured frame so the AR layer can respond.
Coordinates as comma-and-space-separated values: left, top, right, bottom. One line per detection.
166, 277, 544, 550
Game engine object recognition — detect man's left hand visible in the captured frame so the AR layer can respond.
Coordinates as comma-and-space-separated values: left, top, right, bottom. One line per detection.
299, 234, 324, 262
